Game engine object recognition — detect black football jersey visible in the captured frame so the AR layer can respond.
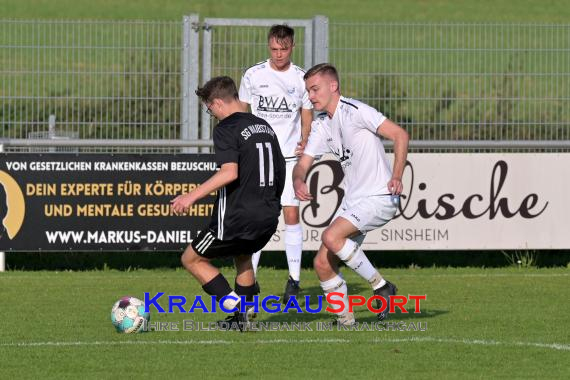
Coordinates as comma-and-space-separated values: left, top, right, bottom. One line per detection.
209, 112, 285, 240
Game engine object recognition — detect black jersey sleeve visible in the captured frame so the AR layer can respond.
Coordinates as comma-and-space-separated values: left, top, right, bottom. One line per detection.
213, 125, 239, 166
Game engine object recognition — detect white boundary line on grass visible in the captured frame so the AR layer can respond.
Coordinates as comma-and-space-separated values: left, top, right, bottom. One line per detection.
372, 337, 570, 351
413, 273, 570, 278
1, 337, 568, 351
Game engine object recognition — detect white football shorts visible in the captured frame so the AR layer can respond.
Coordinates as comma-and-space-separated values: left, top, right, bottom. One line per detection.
332, 195, 399, 243
281, 160, 300, 207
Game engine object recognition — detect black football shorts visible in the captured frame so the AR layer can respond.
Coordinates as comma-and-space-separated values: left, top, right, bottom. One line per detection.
190, 229, 274, 259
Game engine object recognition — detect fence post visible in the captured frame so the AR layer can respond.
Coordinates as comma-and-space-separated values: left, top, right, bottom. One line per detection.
200, 20, 212, 153
48, 114, 56, 153
181, 14, 200, 153
312, 15, 329, 65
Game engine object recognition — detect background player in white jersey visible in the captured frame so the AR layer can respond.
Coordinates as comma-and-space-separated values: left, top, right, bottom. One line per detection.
293, 63, 409, 325
239, 24, 313, 303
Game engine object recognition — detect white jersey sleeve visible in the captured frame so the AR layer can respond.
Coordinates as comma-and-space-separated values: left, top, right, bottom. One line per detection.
357, 102, 387, 134
238, 70, 253, 104
304, 114, 331, 157
301, 87, 312, 110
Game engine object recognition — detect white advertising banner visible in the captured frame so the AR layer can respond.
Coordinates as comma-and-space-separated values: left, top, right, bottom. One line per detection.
265, 153, 569, 250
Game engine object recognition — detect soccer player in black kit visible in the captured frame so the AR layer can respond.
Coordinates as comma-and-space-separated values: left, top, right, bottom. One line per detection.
171, 76, 285, 331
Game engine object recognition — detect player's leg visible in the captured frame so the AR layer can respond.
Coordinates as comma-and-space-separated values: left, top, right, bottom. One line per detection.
321, 216, 383, 286
321, 196, 398, 320
283, 205, 302, 281
181, 244, 219, 284
229, 231, 275, 330
313, 243, 354, 325
233, 254, 257, 304
281, 160, 303, 302
182, 230, 241, 319
251, 250, 262, 277
232, 254, 259, 329
282, 205, 302, 303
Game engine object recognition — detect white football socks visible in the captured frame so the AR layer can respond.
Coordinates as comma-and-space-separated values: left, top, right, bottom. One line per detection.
285, 223, 303, 282
320, 274, 349, 315
336, 239, 385, 290
222, 291, 240, 311
251, 251, 261, 277
252, 223, 303, 282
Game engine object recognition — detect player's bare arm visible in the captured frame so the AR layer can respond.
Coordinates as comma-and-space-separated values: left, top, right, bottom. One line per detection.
292, 154, 315, 201
377, 119, 409, 195
295, 108, 313, 156
170, 162, 238, 214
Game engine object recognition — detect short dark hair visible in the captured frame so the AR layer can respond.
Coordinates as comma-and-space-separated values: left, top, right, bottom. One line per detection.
195, 76, 239, 103
304, 63, 340, 83
268, 24, 294, 45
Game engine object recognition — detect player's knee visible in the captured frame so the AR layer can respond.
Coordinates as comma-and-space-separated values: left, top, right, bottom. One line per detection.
321, 228, 339, 252
181, 247, 200, 269
180, 253, 190, 269
235, 254, 253, 271
313, 253, 329, 275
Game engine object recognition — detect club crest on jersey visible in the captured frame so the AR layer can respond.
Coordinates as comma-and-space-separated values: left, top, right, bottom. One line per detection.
331, 145, 353, 169
287, 87, 296, 94
339, 147, 353, 163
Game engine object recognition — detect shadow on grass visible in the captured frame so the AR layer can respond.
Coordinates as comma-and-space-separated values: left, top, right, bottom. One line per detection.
354, 309, 449, 323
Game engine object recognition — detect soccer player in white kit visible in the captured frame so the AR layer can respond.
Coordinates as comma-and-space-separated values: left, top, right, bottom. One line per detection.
238, 25, 313, 303
293, 63, 409, 325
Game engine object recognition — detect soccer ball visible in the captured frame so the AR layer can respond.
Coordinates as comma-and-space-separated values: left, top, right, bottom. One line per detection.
110, 296, 150, 333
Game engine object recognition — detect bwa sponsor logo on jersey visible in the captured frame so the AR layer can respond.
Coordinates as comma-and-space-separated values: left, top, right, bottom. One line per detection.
257, 96, 293, 113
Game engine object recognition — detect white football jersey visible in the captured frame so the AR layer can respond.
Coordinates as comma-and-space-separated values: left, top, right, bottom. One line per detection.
239, 59, 312, 159
304, 96, 393, 208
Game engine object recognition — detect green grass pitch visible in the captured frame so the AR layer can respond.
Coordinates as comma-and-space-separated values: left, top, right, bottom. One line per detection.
1, 1, 569, 378
0, 267, 568, 379
2, 0, 570, 22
